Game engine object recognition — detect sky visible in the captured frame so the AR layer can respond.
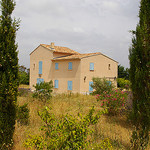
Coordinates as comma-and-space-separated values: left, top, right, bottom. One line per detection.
13, 0, 140, 68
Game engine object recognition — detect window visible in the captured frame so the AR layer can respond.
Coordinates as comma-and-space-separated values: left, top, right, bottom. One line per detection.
108, 64, 111, 70
55, 63, 59, 70
68, 62, 72, 70
89, 81, 93, 92
39, 61, 43, 74
90, 63, 94, 71
33, 64, 35, 70
68, 81, 72, 90
107, 81, 111, 85
37, 78, 44, 84
54, 80, 59, 88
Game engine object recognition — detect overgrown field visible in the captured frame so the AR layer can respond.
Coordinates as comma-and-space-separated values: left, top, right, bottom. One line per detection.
13, 92, 149, 150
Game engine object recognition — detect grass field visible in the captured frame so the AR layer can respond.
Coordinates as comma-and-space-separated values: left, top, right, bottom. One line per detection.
13, 92, 149, 150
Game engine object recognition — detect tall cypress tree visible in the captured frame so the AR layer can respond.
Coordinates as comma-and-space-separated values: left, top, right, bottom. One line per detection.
0, 0, 19, 148
129, 0, 150, 149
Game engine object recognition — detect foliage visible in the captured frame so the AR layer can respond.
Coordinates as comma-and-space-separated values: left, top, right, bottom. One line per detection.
0, 0, 20, 148
16, 103, 30, 125
24, 106, 106, 149
118, 65, 129, 80
96, 89, 127, 115
117, 78, 130, 90
19, 65, 29, 85
129, 0, 150, 149
92, 77, 114, 95
94, 138, 112, 150
32, 81, 53, 102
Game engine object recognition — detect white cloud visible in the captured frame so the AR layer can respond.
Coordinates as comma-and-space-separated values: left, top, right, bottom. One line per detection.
11, 0, 140, 68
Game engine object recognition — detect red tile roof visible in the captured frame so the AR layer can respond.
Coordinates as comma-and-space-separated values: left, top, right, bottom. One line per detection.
52, 52, 101, 60
41, 44, 80, 54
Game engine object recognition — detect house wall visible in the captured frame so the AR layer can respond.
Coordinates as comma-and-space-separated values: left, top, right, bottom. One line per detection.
52, 59, 81, 93
80, 54, 118, 94
30, 46, 53, 90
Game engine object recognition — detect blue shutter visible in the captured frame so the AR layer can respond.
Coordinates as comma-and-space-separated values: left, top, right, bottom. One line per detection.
39, 61, 43, 74
37, 78, 44, 84
55, 80, 58, 88
55, 63, 58, 70
68, 81, 72, 90
89, 81, 93, 92
107, 81, 112, 86
68, 62, 72, 70
90, 63, 94, 71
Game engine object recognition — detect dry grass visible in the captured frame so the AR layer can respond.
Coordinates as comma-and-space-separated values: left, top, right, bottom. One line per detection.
13, 93, 150, 150
19, 84, 29, 89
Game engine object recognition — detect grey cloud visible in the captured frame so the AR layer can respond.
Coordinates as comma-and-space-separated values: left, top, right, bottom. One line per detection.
12, 0, 140, 68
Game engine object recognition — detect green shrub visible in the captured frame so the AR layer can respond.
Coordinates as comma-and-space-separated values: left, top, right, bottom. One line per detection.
95, 138, 112, 150
96, 89, 128, 115
92, 77, 114, 95
24, 106, 106, 149
17, 103, 30, 125
117, 78, 130, 90
32, 81, 53, 102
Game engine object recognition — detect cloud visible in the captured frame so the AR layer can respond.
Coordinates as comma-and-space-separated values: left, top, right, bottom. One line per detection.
12, 0, 140, 68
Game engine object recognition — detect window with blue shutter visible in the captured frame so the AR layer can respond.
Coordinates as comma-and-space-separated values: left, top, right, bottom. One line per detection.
89, 81, 93, 92
54, 80, 59, 88
37, 78, 44, 84
68, 81, 72, 90
68, 62, 72, 70
55, 63, 58, 70
90, 63, 94, 71
107, 81, 112, 86
39, 61, 43, 74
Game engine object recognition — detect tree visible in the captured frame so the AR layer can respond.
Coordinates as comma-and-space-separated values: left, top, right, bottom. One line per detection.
118, 64, 129, 80
0, 0, 19, 148
129, 0, 150, 149
19, 65, 29, 85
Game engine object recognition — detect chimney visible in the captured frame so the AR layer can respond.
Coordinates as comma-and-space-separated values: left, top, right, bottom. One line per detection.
50, 42, 55, 50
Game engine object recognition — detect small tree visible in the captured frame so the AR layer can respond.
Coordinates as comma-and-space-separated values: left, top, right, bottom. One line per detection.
129, 0, 150, 149
32, 81, 53, 102
0, 0, 19, 148
92, 77, 114, 95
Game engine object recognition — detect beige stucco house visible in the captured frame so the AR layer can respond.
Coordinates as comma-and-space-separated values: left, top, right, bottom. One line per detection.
30, 42, 118, 94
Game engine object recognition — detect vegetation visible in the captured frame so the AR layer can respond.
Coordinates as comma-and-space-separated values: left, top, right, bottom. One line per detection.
16, 103, 30, 125
96, 89, 128, 115
24, 106, 106, 149
0, 0, 19, 148
117, 78, 130, 90
32, 81, 53, 102
13, 92, 150, 149
129, 0, 150, 149
118, 65, 129, 80
19, 65, 29, 85
92, 77, 114, 95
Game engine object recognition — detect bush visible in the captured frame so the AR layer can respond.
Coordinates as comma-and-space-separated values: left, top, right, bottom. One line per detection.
24, 106, 106, 149
17, 103, 30, 125
117, 78, 130, 90
32, 81, 53, 102
96, 89, 128, 115
92, 77, 114, 95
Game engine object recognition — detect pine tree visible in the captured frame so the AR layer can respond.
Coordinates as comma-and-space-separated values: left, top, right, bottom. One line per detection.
0, 0, 19, 148
129, 0, 150, 149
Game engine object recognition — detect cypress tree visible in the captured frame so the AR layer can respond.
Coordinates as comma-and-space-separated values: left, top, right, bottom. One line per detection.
0, 0, 19, 148
129, 0, 150, 149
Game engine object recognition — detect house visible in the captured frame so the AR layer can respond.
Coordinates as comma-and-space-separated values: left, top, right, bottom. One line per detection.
30, 42, 118, 94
